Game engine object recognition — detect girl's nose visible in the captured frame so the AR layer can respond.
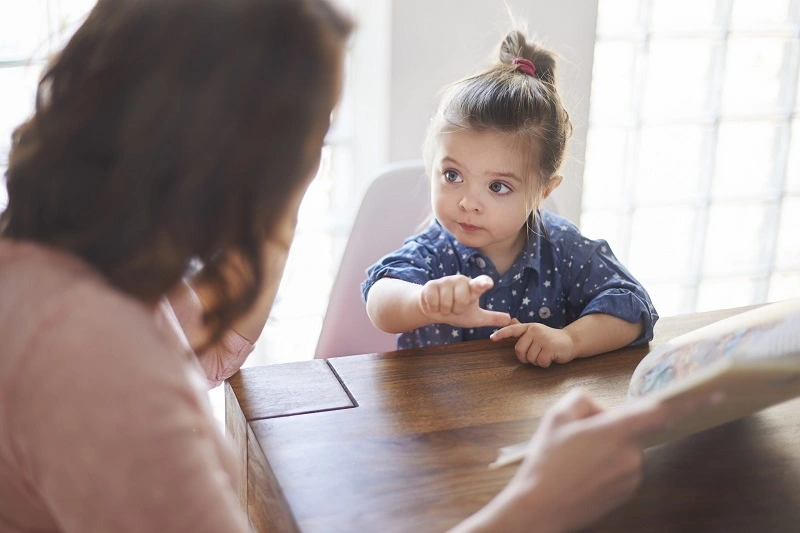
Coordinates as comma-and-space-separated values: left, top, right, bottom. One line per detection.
458, 192, 482, 213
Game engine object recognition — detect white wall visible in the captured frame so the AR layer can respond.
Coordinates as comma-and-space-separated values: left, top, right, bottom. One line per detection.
388, 0, 599, 223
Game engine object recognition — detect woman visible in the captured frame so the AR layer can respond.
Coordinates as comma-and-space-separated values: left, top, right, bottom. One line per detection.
0, 1, 670, 531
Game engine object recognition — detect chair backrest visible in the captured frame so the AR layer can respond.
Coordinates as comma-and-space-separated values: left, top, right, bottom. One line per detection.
314, 160, 564, 359
315, 161, 431, 358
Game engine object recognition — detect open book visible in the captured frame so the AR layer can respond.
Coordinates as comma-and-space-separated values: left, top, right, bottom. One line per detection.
491, 298, 800, 468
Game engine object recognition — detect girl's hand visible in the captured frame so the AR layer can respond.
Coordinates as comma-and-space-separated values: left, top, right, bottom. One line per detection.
419, 274, 511, 329
490, 322, 576, 367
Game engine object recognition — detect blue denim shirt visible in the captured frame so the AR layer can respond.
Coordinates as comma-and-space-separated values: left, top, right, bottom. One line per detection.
362, 211, 658, 350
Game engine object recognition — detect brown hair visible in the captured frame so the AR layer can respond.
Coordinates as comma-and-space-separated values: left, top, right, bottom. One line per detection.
423, 29, 572, 211
1, 0, 352, 342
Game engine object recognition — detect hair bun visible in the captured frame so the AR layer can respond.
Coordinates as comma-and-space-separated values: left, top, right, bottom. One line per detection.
498, 30, 556, 85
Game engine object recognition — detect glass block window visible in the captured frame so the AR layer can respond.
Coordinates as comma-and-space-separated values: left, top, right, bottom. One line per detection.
583, 0, 800, 316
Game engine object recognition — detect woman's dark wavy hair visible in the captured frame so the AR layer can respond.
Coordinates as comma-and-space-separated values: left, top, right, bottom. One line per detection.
0, 0, 352, 343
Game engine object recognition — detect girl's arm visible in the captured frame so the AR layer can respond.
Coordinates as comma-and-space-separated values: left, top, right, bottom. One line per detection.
365, 277, 430, 333
366, 275, 513, 334
490, 314, 643, 367
565, 313, 642, 359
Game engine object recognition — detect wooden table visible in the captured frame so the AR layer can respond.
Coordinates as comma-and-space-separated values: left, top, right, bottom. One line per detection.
225, 307, 800, 532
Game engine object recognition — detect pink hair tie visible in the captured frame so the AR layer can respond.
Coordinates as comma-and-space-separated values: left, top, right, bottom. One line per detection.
512, 57, 536, 77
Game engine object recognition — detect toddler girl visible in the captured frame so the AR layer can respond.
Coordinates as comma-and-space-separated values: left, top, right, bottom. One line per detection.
362, 30, 658, 367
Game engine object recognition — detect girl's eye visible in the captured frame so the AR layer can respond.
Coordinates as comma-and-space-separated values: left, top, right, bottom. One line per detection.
444, 170, 462, 183
489, 181, 511, 194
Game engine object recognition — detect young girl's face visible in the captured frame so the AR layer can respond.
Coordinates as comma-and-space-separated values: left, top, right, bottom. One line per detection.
430, 128, 538, 259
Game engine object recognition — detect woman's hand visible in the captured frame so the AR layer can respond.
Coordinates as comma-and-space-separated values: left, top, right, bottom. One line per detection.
490, 322, 577, 367
419, 274, 512, 329
452, 389, 670, 533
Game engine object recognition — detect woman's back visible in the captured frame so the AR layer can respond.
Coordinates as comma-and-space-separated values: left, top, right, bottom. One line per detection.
0, 240, 249, 532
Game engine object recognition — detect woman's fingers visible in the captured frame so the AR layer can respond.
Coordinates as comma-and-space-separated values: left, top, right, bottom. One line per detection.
585, 398, 672, 447
545, 388, 605, 426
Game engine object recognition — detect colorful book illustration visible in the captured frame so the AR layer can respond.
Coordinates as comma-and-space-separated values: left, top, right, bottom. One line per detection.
491, 299, 800, 468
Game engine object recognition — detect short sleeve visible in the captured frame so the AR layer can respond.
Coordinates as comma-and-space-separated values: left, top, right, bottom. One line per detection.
565, 240, 658, 345
361, 235, 445, 301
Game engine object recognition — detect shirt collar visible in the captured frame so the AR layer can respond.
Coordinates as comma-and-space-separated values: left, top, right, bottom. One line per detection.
434, 220, 542, 274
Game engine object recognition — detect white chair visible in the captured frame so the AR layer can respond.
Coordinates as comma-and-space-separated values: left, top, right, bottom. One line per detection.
315, 161, 430, 359
314, 160, 564, 359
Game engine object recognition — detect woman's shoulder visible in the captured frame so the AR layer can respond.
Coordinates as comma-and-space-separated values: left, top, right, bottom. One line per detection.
0, 240, 179, 380
0, 239, 141, 320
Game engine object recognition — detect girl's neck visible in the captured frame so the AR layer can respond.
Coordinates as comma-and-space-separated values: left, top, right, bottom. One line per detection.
479, 227, 527, 277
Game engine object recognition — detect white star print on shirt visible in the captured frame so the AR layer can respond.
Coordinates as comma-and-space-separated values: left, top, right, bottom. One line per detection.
362, 213, 658, 351
451, 330, 459, 338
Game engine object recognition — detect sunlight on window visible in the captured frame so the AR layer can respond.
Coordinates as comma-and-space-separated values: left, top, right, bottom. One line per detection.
580, 209, 626, 254
730, 0, 792, 29
628, 205, 695, 281
643, 39, 714, 121
651, 0, 716, 33
775, 197, 800, 269
770, 271, 800, 302
585, 0, 800, 316
635, 125, 705, 204
697, 277, 758, 312
0, 0, 50, 61
723, 38, 788, 115
595, 0, 640, 35
0, 171, 6, 209
582, 127, 627, 209
0, 66, 40, 163
703, 203, 771, 276
589, 42, 636, 124
713, 121, 778, 198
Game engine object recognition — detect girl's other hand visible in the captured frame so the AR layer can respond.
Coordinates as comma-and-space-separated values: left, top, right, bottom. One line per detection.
419, 274, 511, 329
490, 322, 576, 367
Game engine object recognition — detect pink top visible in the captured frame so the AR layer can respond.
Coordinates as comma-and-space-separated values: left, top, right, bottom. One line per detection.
0, 240, 255, 532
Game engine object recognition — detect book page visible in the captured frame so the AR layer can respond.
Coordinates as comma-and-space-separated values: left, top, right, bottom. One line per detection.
490, 299, 800, 468
628, 298, 800, 447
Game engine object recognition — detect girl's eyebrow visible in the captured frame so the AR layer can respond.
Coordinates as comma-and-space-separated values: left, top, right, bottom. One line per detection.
441, 156, 466, 171
442, 156, 522, 183
488, 171, 522, 183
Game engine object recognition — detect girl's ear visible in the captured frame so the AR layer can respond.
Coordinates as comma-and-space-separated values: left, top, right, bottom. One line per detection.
542, 175, 563, 199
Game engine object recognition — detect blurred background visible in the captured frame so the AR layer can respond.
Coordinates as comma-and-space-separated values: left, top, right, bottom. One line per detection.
2, 0, 799, 372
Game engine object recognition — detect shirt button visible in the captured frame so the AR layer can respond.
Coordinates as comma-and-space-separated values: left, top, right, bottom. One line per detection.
538, 306, 551, 319
476, 257, 486, 268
